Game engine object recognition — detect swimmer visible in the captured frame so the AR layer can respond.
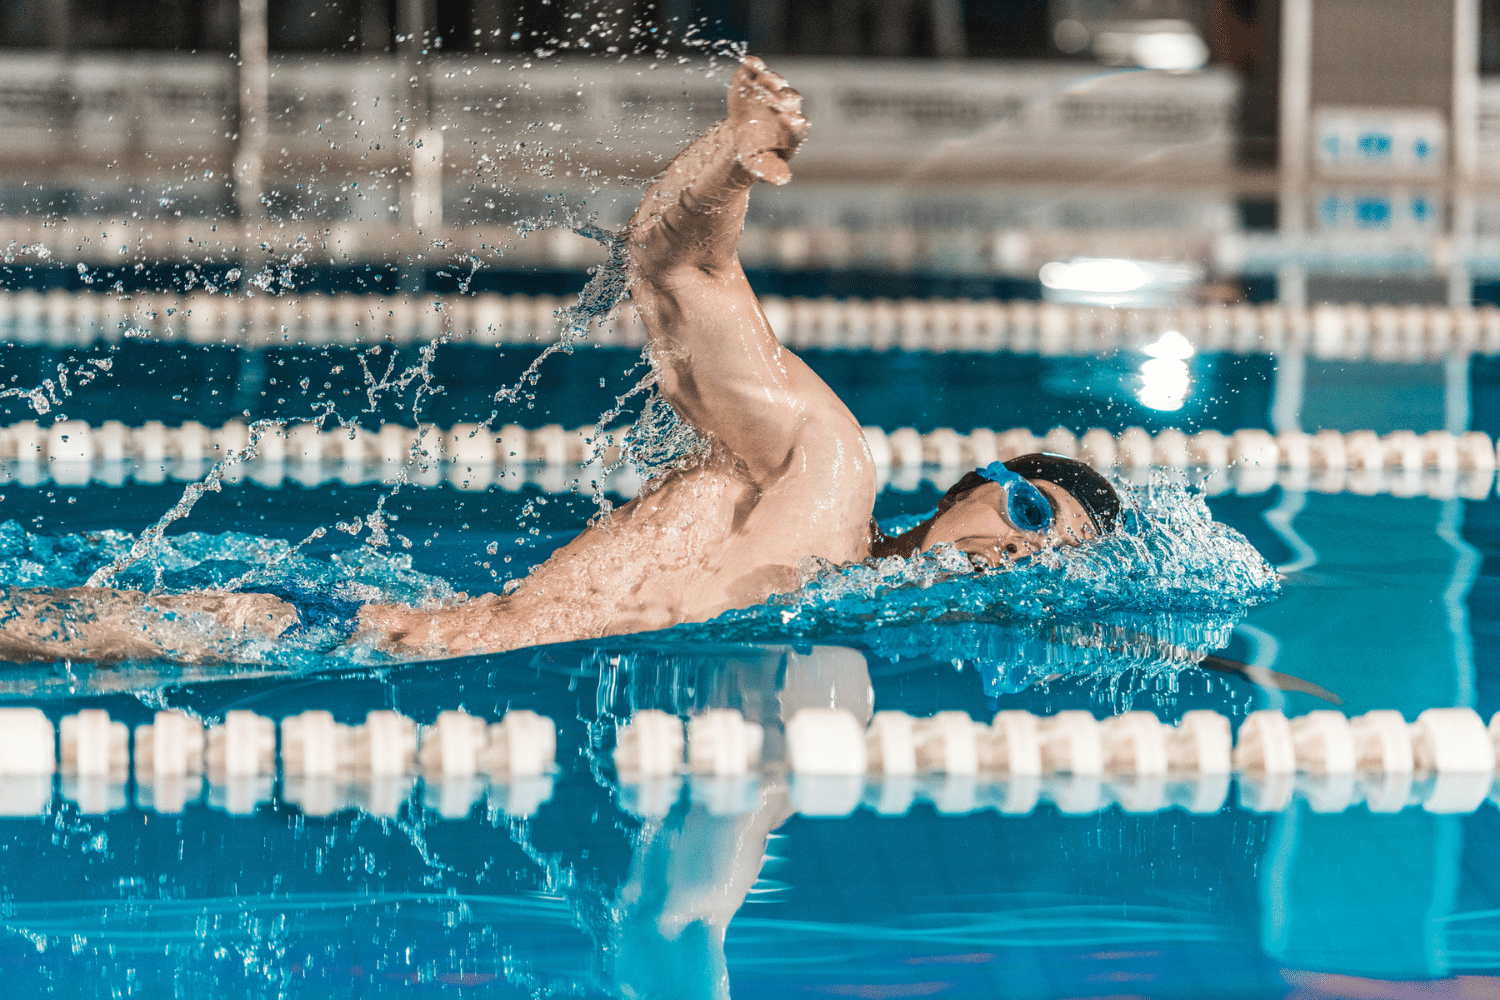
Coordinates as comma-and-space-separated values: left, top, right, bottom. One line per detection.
0, 57, 1120, 665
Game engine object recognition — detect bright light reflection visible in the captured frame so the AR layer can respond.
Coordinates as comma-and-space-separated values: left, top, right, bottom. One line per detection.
1138, 357, 1190, 411
1132, 32, 1209, 71
1142, 330, 1195, 360
1038, 258, 1147, 294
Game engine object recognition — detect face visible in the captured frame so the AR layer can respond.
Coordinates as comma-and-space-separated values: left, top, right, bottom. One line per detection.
919, 479, 1097, 567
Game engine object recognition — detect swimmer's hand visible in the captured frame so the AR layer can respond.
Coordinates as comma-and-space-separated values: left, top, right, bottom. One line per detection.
0, 587, 298, 665
728, 57, 809, 187
152, 591, 300, 638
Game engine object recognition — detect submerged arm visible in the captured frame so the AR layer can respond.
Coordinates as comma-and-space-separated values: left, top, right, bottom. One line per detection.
0, 587, 297, 664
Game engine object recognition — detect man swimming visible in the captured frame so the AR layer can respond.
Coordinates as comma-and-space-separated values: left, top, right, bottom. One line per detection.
0, 58, 1120, 664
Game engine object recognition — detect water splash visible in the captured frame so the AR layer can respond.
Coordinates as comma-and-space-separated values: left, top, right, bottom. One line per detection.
615, 386, 710, 485
0, 357, 113, 416
472, 220, 669, 530
676, 474, 1279, 641
82, 419, 284, 588
82, 314, 458, 584
485, 223, 632, 420
6, 468, 1276, 675
2, 520, 457, 663
851, 613, 1244, 713
351, 336, 450, 550
548, 475, 1279, 709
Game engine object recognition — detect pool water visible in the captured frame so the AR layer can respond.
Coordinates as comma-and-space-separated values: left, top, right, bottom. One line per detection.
0, 341, 1278, 436
2, 339, 1500, 998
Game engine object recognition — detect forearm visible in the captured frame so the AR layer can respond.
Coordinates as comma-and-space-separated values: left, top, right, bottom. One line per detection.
358, 593, 553, 659
627, 122, 754, 280
616, 58, 826, 475
0, 587, 296, 664
628, 57, 804, 293
0, 588, 161, 663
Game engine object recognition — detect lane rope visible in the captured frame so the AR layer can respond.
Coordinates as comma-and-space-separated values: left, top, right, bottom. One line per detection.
0, 420, 1493, 499
2, 705, 1496, 820
4, 289, 1500, 359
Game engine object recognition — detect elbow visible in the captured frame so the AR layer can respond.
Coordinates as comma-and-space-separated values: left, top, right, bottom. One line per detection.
634, 262, 735, 302
628, 231, 738, 287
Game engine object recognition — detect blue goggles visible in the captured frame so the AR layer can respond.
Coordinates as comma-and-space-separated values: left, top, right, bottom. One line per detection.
974, 462, 1055, 534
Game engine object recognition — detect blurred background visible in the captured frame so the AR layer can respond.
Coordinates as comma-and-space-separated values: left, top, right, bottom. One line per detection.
0, 0, 1495, 308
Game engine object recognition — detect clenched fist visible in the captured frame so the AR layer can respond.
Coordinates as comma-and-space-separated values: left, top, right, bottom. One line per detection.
726, 57, 810, 187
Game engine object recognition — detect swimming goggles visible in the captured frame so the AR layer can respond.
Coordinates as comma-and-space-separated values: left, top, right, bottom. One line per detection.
974, 462, 1054, 534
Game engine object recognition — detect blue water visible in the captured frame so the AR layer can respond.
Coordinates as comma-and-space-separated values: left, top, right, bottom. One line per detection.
0, 340, 1276, 436
1, 336, 1499, 995
0, 472, 1494, 996
22, 315, 1500, 442
2, 582, 1498, 999
21, 336, 1500, 444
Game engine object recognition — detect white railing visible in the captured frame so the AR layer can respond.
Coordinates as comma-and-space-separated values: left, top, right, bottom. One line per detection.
0, 55, 1239, 185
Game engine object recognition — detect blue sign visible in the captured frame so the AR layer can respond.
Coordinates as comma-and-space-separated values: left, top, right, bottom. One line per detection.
1354, 197, 1392, 226
1357, 132, 1393, 159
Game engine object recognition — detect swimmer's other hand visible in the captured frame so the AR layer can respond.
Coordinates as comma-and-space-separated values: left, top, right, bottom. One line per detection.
728, 56, 809, 187
153, 591, 300, 638
0, 587, 298, 665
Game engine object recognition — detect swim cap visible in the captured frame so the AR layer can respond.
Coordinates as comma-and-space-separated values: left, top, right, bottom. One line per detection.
1003, 453, 1121, 535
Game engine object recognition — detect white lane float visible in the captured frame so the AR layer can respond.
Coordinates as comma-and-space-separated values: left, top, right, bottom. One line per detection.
687, 709, 764, 777
3, 421, 1495, 501
1037, 711, 1105, 777
206, 710, 278, 815
1410, 707, 1495, 813
0, 707, 56, 818
59, 709, 129, 815
613, 708, 685, 778
6, 704, 1500, 821
134, 710, 206, 815
478, 710, 558, 820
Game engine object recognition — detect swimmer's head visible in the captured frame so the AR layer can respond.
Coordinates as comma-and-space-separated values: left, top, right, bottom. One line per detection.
915, 453, 1121, 567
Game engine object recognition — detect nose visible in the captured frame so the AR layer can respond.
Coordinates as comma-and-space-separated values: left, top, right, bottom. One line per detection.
962, 531, 1040, 567
999, 534, 1043, 560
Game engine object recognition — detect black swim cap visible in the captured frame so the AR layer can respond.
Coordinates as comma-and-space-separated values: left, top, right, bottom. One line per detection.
1004, 453, 1121, 535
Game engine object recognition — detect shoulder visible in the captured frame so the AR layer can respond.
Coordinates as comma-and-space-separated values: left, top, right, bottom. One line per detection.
782, 404, 879, 501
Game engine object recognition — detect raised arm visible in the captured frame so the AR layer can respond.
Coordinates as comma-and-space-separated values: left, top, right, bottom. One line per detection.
625, 58, 832, 478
